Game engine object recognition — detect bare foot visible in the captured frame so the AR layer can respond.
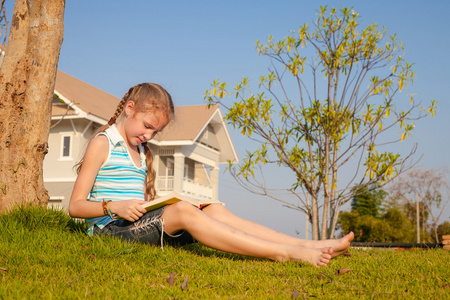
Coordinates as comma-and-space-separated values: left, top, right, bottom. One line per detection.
300, 232, 354, 258
328, 232, 354, 258
287, 246, 333, 267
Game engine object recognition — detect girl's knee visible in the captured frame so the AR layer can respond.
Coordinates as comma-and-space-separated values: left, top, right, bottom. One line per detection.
202, 203, 228, 218
168, 201, 199, 216
162, 201, 201, 232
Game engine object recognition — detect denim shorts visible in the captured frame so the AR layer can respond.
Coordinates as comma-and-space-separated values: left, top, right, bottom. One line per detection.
92, 205, 195, 248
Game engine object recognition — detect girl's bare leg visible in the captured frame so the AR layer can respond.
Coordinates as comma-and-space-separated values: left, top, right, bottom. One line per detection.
161, 201, 333, 266
202, 204, 354, 258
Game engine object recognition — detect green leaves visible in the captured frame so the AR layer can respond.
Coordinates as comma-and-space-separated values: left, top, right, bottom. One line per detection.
364, 151, 400, 182
428, 99, 438, 117
203, 5, 437, 239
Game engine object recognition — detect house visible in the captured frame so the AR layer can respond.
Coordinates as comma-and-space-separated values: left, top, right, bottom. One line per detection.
44, 70, 238, 210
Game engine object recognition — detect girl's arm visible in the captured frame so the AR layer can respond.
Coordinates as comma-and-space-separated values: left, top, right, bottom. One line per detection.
68, 135, 147, 221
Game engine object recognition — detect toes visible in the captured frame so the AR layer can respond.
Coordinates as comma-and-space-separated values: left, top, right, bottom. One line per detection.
318, 256, 330, 266
346, 232, 355, 241
317, 261, 327, 267
322, 256, 331, 263
322, 247, 333, 255
317, 247, 333, 266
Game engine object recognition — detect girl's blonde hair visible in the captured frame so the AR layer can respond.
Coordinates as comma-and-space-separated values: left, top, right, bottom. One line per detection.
76, 83, 174, 201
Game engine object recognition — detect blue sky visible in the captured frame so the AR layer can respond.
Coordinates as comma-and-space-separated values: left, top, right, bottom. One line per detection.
6, 0, 450, 237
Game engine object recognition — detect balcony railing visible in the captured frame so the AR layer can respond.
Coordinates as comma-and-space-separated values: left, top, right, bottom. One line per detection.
156, 176, 213, 199
156, 176, 174, 191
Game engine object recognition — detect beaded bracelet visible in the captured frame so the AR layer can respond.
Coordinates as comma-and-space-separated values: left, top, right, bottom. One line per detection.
102, 199, 115, 220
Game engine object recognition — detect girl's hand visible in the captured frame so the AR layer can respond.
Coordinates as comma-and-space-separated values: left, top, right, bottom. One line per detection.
108, 200, 147, 222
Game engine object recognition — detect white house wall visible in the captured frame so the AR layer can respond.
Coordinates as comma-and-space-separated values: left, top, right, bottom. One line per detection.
182, 143, 220, 167
197, 125, 220, 150
45, 181, 75, 210
44, 118, 97, 208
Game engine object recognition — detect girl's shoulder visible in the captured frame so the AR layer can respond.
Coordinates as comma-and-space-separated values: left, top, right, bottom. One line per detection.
85, 134, 110, 163
90, 134, 110, 148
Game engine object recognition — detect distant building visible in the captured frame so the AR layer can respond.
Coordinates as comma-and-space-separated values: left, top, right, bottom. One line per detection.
45, 70, 238, 209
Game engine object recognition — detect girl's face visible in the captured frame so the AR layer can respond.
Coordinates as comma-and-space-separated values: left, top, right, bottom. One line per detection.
123, 101, 169, 147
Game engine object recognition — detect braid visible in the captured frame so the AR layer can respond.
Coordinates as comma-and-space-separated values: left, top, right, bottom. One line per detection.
74, 90, 131, 174
143, 144, 156, 200
107, 95, 127, 126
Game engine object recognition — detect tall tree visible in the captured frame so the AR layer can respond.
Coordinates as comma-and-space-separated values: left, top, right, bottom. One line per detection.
437, 221, 450, 241
205, 6, 436, 239
350, 183, 386, 218
388, 168, 449, 243
338, 207, 417, 243
0, 0, 65, 212
338, 184, 417, 242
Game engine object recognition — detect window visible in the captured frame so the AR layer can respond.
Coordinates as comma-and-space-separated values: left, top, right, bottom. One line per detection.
184, 164, 189, 178
63, 136, 71, 157
59, 134, 73, 160
167, 158, 174, 177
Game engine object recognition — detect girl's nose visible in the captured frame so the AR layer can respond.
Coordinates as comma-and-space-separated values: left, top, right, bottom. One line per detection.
144, 130, 157, 141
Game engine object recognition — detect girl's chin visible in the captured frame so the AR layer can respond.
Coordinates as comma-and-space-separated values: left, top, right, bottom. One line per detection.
137, 139, 149, 145
127, 138, 141, 147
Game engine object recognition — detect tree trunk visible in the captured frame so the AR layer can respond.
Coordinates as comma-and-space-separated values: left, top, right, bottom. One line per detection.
434, 224, 439, 243
311, 193, 320, 240
328, 201, 342, 238
0, 0, 65, 213
328, 146, 338, 238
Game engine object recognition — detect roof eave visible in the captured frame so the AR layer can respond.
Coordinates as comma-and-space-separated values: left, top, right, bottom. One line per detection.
211, 108, 239, 164
149, 140, 194, 147
53, 90, 107, 125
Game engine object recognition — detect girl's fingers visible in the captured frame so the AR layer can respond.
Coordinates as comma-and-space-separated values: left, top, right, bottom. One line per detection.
127, 211, 140, 222
135, 202, 148, 214
110, 200, 145, 221
131, 205, 145, 219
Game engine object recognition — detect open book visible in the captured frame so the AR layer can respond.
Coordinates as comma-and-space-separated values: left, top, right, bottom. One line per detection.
141, 192, 223, 212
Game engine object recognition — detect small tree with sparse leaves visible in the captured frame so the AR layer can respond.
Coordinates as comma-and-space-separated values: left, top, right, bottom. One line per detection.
205, 6, 437, 239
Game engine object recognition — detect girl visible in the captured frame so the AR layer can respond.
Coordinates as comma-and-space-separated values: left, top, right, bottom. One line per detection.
69, 83, 354, 267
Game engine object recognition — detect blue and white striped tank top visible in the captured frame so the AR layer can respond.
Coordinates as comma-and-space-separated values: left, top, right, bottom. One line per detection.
87, 124, 147, 235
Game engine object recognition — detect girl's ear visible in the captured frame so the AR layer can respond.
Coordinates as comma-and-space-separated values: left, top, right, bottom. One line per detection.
124, 100, 136, 117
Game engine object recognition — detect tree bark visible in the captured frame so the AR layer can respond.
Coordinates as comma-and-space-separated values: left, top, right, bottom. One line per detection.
0, 0, 65, 213
311, 193, 319, 240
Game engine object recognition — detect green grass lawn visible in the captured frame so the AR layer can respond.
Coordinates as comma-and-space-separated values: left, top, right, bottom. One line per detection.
1, 206, 449, 299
